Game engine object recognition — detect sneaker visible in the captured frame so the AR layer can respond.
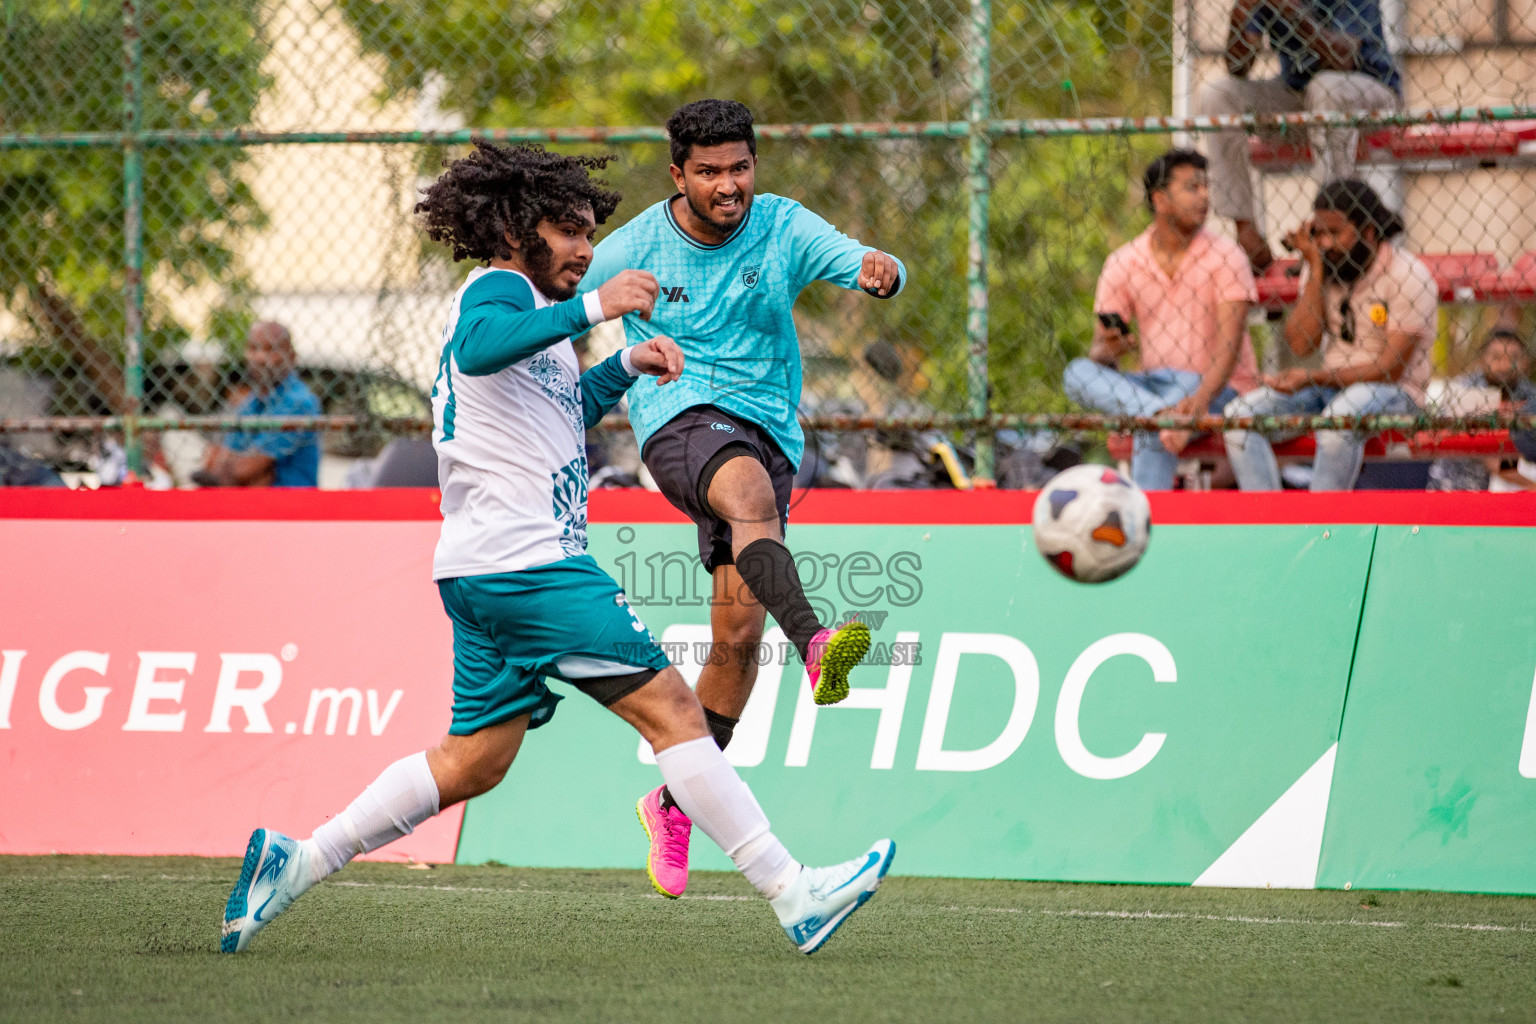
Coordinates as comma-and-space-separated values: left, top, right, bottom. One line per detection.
806, 621, 871, 706
635, 785, 692, 898
220, 828, 318, 953
771, 839, 896, 954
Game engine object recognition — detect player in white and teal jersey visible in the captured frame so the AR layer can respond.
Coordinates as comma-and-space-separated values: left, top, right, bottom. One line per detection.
579, 100, 907, 899
219, 141, 895, 958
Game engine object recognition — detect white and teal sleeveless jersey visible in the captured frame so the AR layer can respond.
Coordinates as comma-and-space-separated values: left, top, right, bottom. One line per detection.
430, 266, 637, 580
580, 193, 906, 468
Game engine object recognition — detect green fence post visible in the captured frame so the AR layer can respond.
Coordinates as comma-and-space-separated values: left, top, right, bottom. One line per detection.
122, 0, 146, 477
965, 0, 994, 483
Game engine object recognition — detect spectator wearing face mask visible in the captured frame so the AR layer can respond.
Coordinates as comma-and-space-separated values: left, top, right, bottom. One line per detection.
1222, 178, 1437, 491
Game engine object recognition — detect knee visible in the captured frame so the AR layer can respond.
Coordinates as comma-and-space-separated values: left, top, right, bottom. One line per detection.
1196, 78, 1241, 116
714, 611, 765, 647
1222, 394, 1257, 449
1328, 383, 1409, 415
1063, 357, 1098, 401
644, 669, 710, 742
708, 456, 777, 524
438, 745, 513, 800
1222, 391, 1254, 420
1303, 72, 1351, 110
1314, 429, 1354, 458
1324, 384, 1367, 413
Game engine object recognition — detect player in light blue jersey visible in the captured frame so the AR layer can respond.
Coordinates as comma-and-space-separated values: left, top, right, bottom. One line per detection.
219, 141, 895, 958
580, 100, 907, 898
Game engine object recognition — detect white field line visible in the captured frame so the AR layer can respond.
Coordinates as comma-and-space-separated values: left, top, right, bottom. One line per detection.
5, 874, 1535, 930
1041, 908, 1405, 927
937, 905, 1402, 926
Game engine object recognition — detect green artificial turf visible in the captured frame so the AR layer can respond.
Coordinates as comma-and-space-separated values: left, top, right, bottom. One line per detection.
3, 855, 1535, 1023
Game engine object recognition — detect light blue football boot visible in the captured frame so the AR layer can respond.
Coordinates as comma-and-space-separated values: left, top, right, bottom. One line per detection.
769, 839, 896, 954
220, 828, 319, 953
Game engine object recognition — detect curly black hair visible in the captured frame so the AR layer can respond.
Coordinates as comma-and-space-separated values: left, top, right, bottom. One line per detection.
666, 99, 756, 168
1314, 178, 1404, 241
415, 141, 622, 263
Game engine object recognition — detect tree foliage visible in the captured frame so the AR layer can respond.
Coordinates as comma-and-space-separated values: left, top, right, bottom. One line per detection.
0, 0, 269, 414
339, 0, 1172, 412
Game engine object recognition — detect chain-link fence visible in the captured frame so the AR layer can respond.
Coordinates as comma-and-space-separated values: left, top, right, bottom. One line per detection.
0, 0, 1532, 489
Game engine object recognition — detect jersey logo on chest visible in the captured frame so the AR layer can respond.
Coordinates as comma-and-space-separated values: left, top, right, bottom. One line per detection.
661, 286, 691, 303
741, 265, 761, 289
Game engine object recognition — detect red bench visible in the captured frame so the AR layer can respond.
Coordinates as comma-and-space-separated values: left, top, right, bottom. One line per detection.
1107, 430, 1519, 463
1474, 252, 1536, 304
1248, 120, 1536, 170
1255, 252, 1536, 308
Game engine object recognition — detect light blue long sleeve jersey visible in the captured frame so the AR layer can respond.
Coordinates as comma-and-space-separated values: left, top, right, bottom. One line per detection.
579, 193, 906, 468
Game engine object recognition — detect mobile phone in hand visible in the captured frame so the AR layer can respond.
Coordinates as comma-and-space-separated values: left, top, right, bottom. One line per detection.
1097, 311, 1130, 334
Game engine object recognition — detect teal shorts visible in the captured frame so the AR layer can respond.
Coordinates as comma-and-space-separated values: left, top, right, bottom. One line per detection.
437, 555, 672, 736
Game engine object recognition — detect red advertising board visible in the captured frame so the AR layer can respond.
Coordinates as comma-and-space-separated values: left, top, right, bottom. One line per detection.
1, 487, 1530, 864
0, 516, 463, 861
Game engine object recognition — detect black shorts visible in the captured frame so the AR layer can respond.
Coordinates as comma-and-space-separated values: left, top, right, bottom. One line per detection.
641, 405, 795, 573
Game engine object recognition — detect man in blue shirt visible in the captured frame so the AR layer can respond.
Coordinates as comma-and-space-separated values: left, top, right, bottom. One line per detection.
1196, 0, 1402, 269
580, 99, 906, 898
199, 321, 321, 487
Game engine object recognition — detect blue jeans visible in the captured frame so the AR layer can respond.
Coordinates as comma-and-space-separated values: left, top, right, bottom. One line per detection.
1063, 359, 1238, 490
1222, 383, 1419, 491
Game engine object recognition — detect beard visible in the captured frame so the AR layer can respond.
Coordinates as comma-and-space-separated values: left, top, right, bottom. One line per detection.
520, 233, 583, 301
685, 187, 750, 235
247, 363, 283, 392
1322, 238, 1376, 284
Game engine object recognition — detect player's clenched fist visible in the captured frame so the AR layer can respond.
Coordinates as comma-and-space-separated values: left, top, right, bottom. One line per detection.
597, 269, 660, 321
858, 250, 901, 297
628, 336, 685, 386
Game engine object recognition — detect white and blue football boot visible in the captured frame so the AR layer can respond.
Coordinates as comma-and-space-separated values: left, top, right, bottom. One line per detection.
220, 828, 319, 953
770, 839, 896, 955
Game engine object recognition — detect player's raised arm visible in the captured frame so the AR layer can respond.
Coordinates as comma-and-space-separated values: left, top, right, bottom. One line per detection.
453, 273, 607, 376
579, 336, 684, 428
786, 202, 908, 298
458, 268, 659, 377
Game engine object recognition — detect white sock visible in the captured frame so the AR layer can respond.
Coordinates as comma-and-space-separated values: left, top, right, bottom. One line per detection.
305, 751, 440, 880
653, 736, 801, 899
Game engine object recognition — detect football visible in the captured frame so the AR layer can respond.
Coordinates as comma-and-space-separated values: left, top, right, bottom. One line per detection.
1031, 463, 1152, 583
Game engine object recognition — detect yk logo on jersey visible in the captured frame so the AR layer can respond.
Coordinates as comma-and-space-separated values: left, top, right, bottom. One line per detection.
550, 456, 589, 557
741, 265, 761, 289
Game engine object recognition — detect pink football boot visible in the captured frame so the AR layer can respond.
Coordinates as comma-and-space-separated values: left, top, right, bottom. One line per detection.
636, 784, 692, 898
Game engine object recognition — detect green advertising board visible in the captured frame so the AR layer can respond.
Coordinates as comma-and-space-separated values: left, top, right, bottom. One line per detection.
1318, 526, 1536, 895
457, 523, 1372, 886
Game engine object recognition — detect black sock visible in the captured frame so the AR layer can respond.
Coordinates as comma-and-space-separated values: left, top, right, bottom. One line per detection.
704, 707, 740, 750
659, 708, 741, 813
735, 538, 823, 661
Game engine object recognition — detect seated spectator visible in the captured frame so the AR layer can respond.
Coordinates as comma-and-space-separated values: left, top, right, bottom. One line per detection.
1064, 149, 1259, 490
1499, 408, 1536, 492
1198, 0, 1401, 269
1429, 330, 1536, 490
1223, 179, 1435, 491
0, 439, 63, 487
196, 321, 320, 487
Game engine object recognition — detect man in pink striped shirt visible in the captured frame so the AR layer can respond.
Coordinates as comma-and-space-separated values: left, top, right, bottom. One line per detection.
1064, 150, 1259, 489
